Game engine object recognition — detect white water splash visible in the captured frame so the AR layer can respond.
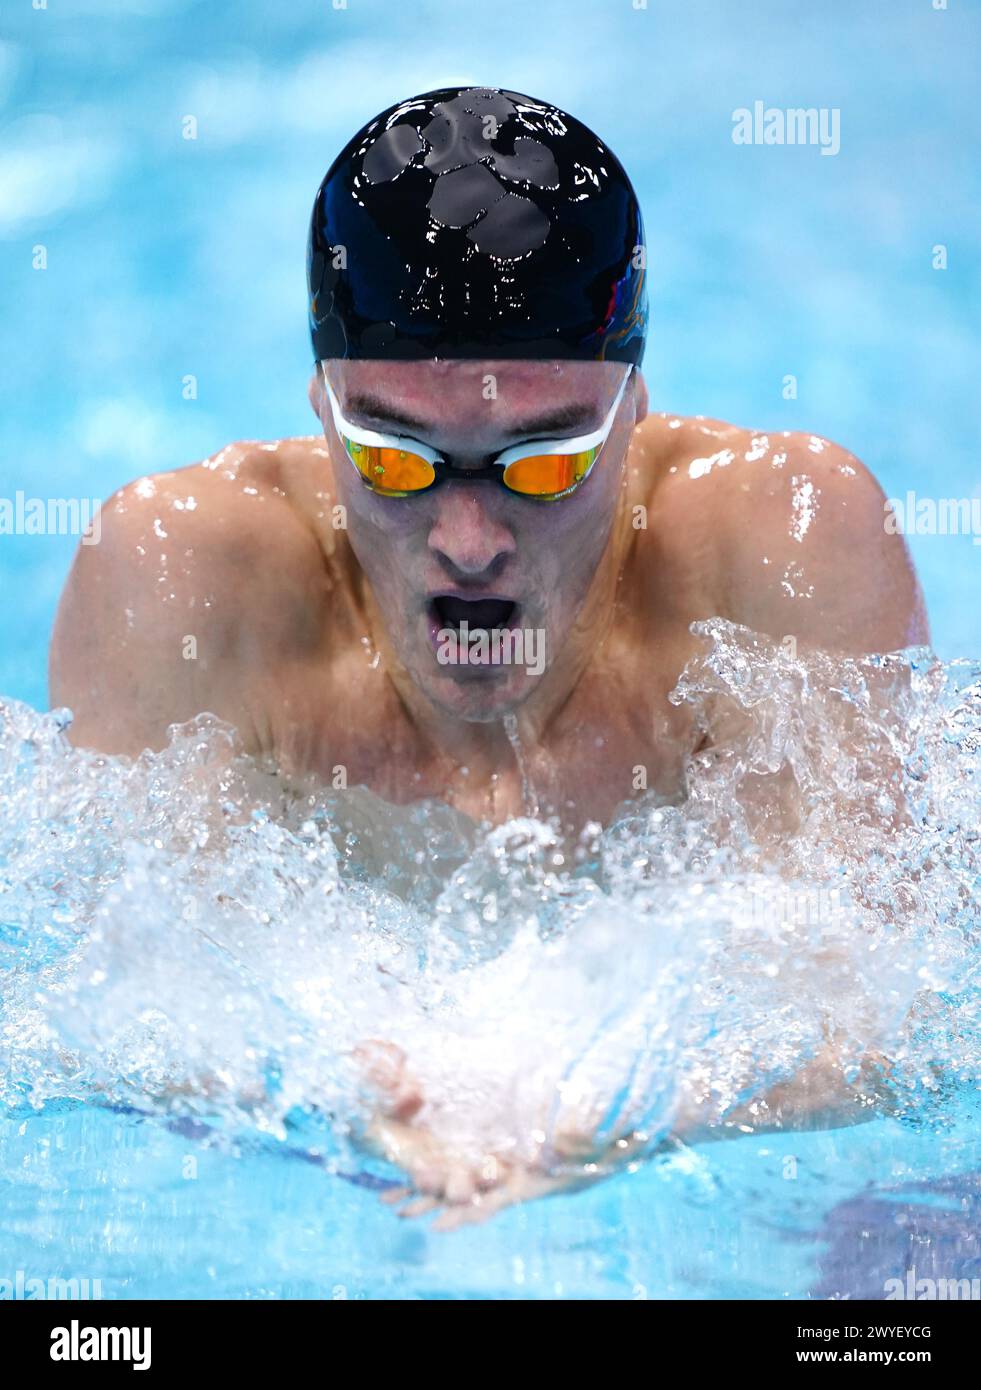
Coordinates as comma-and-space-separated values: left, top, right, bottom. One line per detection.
0, 621, 978, 1179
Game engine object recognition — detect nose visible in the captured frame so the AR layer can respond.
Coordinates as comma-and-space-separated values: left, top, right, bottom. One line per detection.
427, 484, 517, 582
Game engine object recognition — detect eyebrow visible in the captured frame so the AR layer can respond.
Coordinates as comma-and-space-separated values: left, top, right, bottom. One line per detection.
344, 392, 598, 442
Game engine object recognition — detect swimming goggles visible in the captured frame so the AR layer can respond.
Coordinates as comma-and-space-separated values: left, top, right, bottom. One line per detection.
320, 366, 631, 501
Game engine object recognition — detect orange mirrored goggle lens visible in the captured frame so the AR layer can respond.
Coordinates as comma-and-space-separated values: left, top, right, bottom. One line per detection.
344, 440, 436, 496
501, 448, 598, 499
343, 438, 599, 500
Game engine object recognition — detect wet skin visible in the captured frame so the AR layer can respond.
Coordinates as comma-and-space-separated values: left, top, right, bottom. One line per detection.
50, 360, 928, 833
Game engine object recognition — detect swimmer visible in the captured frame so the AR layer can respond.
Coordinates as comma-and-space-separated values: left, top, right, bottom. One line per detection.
50, 85, 926, 829
49, 89, 928, 1218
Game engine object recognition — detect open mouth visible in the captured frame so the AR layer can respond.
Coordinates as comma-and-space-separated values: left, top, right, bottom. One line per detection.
426, 595, 524, 675
430, 595, 518, 633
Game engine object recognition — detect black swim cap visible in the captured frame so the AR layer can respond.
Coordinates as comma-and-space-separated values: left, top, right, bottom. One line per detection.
307, 87, 647, 365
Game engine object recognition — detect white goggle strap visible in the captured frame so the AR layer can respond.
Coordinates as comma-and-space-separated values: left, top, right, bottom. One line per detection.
320, 375, 441, 467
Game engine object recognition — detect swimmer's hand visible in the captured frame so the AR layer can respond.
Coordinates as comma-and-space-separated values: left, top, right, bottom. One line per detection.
372, 1120, 645, 1231
353, 1041, 644, 1231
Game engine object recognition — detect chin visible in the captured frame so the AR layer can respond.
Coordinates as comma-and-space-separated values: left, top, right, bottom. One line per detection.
419, 666, 538, 722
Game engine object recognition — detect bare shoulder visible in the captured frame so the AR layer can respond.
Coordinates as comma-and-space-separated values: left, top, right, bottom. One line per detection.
632, 414, 928, 653
50, 438, 333, 754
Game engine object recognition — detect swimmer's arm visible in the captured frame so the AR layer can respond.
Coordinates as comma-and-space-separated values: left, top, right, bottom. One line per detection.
680, 449, 919, 1139
717, 436, 928, 653
49, 480, 220, 754
668, 1042, 890, 1145
678, 437, 930, 858
360, 1039, 892, 1229
49, 462, 326, 758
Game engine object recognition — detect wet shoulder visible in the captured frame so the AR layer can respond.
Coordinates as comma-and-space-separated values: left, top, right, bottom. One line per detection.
635, 413, 862, 490
634, 413, 881, 532
103, 437, 326, 561
628, 413, 885, 608
90, 439, 336, 644
628, 413, 924, 647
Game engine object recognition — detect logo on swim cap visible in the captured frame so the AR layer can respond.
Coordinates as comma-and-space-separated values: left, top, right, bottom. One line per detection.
307, 87, 647, 363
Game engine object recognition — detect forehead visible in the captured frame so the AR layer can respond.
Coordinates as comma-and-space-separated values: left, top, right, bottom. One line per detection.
326, 359, 625, 422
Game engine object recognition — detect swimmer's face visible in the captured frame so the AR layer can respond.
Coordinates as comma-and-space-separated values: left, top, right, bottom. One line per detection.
312, 359, 642, 721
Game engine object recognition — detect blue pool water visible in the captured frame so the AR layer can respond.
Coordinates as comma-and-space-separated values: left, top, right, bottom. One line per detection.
3, 1106, 977, 1300
1, 1, 980, 1299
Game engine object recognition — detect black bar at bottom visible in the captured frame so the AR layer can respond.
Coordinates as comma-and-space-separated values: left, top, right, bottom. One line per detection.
9, 1295, 976, 1372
